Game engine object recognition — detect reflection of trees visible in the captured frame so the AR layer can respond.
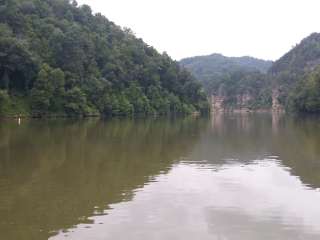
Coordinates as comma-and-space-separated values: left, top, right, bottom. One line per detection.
196, 113, 273, 162
0, 117, 206, 240
195, 113, 320, 188
271, 116, 320, 189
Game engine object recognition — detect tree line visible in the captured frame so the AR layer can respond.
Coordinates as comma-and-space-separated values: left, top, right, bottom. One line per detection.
0, 0, 208, 116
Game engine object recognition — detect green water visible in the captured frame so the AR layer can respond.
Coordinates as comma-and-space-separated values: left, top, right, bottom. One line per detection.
0, 114, 320, 240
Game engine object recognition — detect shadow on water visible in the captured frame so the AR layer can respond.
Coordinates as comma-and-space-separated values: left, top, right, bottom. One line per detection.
0, 117, 207, 240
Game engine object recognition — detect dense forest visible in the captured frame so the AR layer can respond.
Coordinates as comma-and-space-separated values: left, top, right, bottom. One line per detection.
270, 33, 320, 113
0, 0, 208, 117
180, 54, 273, 110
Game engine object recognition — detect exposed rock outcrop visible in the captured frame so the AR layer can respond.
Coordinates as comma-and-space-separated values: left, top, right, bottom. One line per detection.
237, 93, 253, 110
211, 95, 225, 112
211, 92, 254, 112
272, 88, 285, 112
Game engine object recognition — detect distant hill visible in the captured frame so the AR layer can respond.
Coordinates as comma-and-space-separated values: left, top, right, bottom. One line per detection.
180, 54, 273, 110
180, 54, 272, 84
181, 34, 320, 113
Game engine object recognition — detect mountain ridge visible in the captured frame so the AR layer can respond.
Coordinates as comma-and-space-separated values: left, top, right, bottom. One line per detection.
181, 34, 320, 113
181, 53, 273, 75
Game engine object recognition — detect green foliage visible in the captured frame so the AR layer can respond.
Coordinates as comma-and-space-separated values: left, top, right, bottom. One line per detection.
0, 90, 10, 114
287, 67, 320, 113
0, 91, 30, 116
125, 82, 151, 114
181, 53, 273, 95
270, 33, 320, 110
64, 87, 93, 116
31, 64, 65, 115
270, 33, 320, 76
0, 0, 208, 116
181, 53, 273, 109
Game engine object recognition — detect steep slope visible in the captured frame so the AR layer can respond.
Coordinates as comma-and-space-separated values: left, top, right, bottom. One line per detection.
180, 54, 273, 111
0, 0, 208, 117
270, 33, 320, 76
270, 33, 320, 112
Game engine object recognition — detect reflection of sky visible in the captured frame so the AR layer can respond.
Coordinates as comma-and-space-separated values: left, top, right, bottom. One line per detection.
51, 160, 320, 240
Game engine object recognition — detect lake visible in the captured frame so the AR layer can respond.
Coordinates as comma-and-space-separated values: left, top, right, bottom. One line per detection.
1, 113, 320, 240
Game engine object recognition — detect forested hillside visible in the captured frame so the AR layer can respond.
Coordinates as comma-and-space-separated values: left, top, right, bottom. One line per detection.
180, 54, 273, 110
182, 33, 320, 113
0, 0, 208, 117
270, 33, 320, 113
181, 54, 272, 77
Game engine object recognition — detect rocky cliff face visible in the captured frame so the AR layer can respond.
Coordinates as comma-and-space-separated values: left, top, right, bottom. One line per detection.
211, 93, 254, 112
237, 93, 253, 109
271, 88, 285, 112
211, 95, 225, 112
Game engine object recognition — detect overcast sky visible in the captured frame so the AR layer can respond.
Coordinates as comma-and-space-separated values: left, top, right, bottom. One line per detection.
77, 0, 320, 61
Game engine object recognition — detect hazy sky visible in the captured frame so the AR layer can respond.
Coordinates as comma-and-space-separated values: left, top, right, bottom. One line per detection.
77, 0, 320, 61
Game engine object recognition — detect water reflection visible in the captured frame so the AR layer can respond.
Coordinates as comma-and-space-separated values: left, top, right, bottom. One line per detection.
197, 113, 320, 189
0, 117, 206, 240
0, 114, 320, 240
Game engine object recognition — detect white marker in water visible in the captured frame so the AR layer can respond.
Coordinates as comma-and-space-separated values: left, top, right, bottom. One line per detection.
18, 117, 21, 125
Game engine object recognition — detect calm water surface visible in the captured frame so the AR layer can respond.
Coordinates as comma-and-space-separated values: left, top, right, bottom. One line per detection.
1, 114, 320, 240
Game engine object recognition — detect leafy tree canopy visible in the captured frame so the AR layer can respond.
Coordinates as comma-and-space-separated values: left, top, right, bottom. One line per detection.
0, 0, 208, 116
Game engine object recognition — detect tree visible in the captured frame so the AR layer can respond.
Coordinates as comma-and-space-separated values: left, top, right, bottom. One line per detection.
125, 81, 151, 113
64, 87, 90, 116
31, 64, 65, 115
0, 89, 9, 114
288, 67, 320, 113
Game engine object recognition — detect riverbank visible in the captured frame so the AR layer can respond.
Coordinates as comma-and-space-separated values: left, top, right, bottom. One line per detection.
211, 108, 284, 114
